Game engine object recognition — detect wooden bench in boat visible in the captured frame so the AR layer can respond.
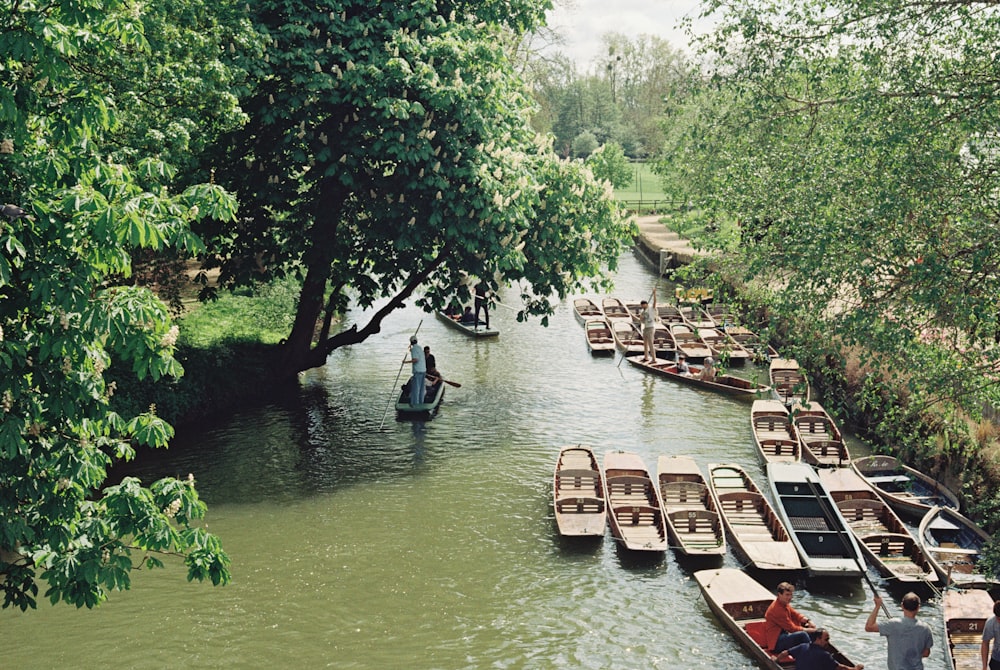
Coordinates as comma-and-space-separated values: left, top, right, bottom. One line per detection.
865, 474, 910, 485
660, 481, 708, 508
759, 438, 798, 459
837, 499, 891, 534
669, 509, 723, 547
613, 505, 664, 536
796, 417, 835, 439
606, 475, 656, 505
555, 496, 605, 514
556, 469, 601, 495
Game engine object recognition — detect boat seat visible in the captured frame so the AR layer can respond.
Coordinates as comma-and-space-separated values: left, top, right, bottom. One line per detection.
743, 621, 772, 652
556, 497, 605, 514
556, 469, 601, 494
670, 509, 722, 536
607, 475, 655, 502
865, 475, 909, 485
660, 481, 708, 506
837, 499, 883, 522
614, 505, 661, 527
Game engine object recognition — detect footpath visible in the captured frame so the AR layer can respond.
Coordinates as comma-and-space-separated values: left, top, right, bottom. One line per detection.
632, 214, 706, 275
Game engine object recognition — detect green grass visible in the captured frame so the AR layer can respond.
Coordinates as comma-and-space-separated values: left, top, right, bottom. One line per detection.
613, 162, 664, 201
178, 277, 300, 347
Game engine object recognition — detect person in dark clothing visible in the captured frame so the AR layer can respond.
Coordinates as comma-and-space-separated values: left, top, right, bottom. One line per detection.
774, 629, 864, 670
474, 281, 490, 329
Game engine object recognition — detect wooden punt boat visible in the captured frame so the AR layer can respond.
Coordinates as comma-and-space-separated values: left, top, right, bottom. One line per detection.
944, 588, 995, 670
679, 304, 717, 329
610, 319, 644, 357
694, 568, 858, 670
656, 455, 726, 556
652, 323, 676, 360
766, 461, 866, 577
750, 400, 801, 464
918, 505, 999, 588
706, 303, 737, 325
627, 358, 772, 398
699, 327, 752, 365
553, 446, 607, 537
602, 451, 668, 552
435, 310, 499, 337
818, 468, 938, 586
395, 376, 446, 417
601, 297, 631, 322
723, 326, 780, 362
791, 401, 851, 468
851, 454, 960, 520
656, 304, 686, 324
623, 299, 643, 323
707, 463, 803, 571
769, 358, 810, 404
583, 319, 615, 356
669, 323, 713, 360
572, 298, 604, 324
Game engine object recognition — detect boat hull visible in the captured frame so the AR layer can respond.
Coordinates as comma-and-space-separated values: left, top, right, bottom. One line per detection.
435, 310, 499, 337
628, 358, 771, 398
602, 451, 667, 552
657, 455, 725, 556
395, 377, 446, 417
553, 446, 607, 537
852, 455, 960, 519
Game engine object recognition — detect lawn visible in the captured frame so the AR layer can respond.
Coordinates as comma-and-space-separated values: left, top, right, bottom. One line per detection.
614, 162, 679, 214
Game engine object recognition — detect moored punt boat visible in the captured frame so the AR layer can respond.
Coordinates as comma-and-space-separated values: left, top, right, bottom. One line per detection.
669, 323, 712, 360
679, 304, 717, 329
723, 326, 780, 362
583, 319, 615, 356
770, 358, 810, 404
707, 463, 803, 571
602, 451, 668, 552
918, 505, 999, 588
766, 461, 866, 577
699, 327, 752, 365
627, 358, 772, 399
750, 400, 801, 464
601, 297, 631, 322
656, 304, 686, 324
818, 468, 938, 586
943, 588, 995, 670
572, 298, 603, 324
791, 401, 851, 468
852, 455, 960, 520
694, 568, 858, 670
395, 376, 446, 417
706, 303, 737, 325
652, 323, 676, 360
553, 446, 606, 537
610, 319, 644, 357
656, 455, 726, 556
435, 310, 499, 337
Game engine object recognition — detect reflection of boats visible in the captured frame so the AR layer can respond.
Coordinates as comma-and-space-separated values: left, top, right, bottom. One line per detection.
699, 327, 752, 365
553, 446, 606, 537
627, 358, 771, 399
851, 455, 960, 520
707, 463, 802, 571
769, 358, 810, 404
583, 319, 615, 356
601, 297, 631, 322
573, 298, 603, 324
766, 461, 865, 577
918, 505, 998, 588
694, 568, 857, 670
792, 401, 851, 468
669, 323, 712, 360
656, 455, 725, 556
818, 468, 938, 586
435, 310, 499, 337
395, 376, 446, 417
610, 319, 644, 357
944, 588, 995, 670
602, 451, 668, 552
750, 400, 800, 464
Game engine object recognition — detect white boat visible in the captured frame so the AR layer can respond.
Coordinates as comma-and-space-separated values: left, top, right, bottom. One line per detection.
766, 461, 866, 577
918, 505, 998, 588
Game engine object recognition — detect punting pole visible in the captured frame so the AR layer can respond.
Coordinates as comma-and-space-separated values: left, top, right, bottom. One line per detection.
378, 319, 423, 431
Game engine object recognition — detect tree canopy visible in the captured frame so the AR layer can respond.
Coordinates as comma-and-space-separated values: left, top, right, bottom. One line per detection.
202, 0, 632, 375
658, 0, 1000, 412
1, 0, 238, 608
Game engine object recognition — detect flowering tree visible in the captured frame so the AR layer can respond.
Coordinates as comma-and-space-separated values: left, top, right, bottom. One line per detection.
202, 0, 633, 375
0, 0, 236, 608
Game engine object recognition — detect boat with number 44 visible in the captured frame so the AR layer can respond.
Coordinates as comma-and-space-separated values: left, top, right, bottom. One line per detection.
552, 446, 606, 537
694, 568, 858, 670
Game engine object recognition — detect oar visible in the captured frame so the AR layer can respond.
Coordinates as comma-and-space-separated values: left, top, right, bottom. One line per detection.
379, 319, 423, 430
430, 376, 462, 388
803, 474, 891, 618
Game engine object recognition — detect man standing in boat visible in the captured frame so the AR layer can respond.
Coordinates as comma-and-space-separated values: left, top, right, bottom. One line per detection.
474, 280, 490, 330
865, 594, 932, 670
404, 335, 426, 406
774, 629, 865, 670
640, 288, 658, 363
765, 582, 817, 654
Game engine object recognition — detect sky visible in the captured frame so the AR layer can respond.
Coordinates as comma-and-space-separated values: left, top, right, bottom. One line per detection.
543, 0, 711, 68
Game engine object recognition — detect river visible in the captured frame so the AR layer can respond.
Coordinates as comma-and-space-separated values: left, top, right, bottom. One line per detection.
4, 251, 947, 669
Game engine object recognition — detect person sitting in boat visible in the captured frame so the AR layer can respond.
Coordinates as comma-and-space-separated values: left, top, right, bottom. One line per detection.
774, 628, 864, 670
676, 354, 691, 375
699, 357, 716, 382
459, 306, 477, 324
765, 582, 817, 654
424, 345, 442, 390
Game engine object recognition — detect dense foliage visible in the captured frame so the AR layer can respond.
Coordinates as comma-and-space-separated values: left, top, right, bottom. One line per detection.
1, 0, 239, 608
202, 0, 632, 375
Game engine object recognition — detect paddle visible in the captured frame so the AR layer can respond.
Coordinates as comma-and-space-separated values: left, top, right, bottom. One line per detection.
803, 474, 891, 618
378, 319, 423, 430
430, 376, 462, 388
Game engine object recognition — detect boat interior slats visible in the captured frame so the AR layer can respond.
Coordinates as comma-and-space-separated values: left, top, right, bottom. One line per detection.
660, 481, 709, 507
760, 439, 798, 459
555, 497, 605, 514
606, 475, 656, 504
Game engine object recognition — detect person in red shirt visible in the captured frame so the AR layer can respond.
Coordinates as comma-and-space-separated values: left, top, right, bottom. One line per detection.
765, 582, 818, 653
